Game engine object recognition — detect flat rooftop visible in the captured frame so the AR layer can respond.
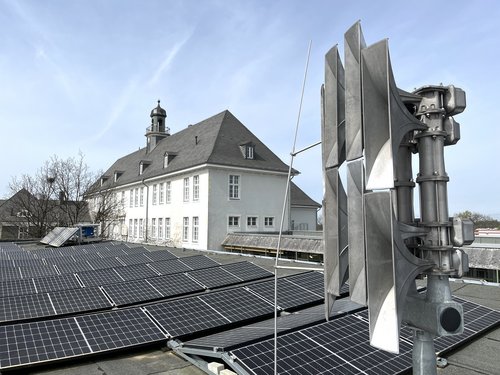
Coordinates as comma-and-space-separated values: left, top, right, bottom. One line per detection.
2, 243, 500, 375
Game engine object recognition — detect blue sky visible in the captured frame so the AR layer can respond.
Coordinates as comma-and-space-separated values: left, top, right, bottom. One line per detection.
1, 0, 499, 218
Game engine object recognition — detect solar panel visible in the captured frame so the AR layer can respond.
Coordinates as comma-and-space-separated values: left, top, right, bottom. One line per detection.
77, 268, 124, 287
116, 253, 153, 265
75, 308, 166, 352
146, 297, 230, 338
56, 262, 94, 274
34, 274, 82, 293
40, 227, 66, 245
149, 259, 192, 275
113, 263, 159, 281
0, 293, 55, 323
187, 267, 243, 289
0, 278, 36, 297
246, 278, 322, 310
199, 287, 275, 323
86, 257, 124, 270
47, 227, 80, 247
144, 250, 177, 261
13, 259, 46, 268
102, 279, 163, 306
0, 266, 21, 281
146, 273, 205, 298
49, 287, 113, 315
179, 255, 219, 269
285, 271, 325, 297
19, 265, 59, 279
220, 261, 273, 282
0, 318, 91, 370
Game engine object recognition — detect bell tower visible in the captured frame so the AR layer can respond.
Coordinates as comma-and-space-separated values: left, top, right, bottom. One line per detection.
146, 100, 169, 153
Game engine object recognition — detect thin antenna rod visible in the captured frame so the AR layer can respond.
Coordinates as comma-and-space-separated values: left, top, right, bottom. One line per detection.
273, 40, 312, 375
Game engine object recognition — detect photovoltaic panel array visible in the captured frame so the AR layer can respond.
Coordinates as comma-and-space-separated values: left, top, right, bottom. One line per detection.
0, 293, 54, 323
102, 279, 163, 306
33, 274, 82, 293
0, 278, 36, 297
179, 255, 219, 269
148, 259, 192, 274
221, 261, 273, 282
0, 308, 167, 371
187, 267, 243, 289
113, 263, 159, 281
49, 287, 113, 315
142, 273, 204, 299
0, 318, 91, 369
230, 298, 500, 375
77, 268, 124, 287
75, 308, 167, 352
146, 287, 274, 338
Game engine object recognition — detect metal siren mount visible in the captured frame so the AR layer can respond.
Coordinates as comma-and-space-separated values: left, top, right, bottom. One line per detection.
321, 21, 473, 375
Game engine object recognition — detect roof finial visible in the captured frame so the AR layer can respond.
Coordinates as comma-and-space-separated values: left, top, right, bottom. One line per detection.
157, 99, 161, 106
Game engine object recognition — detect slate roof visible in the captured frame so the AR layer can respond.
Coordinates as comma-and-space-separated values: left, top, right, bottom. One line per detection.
290, 182, 321, 208
96, 110, 293, 191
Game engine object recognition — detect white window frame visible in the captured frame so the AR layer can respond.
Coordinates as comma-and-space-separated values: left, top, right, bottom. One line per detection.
228, 215, 240, 228
165, 217, 171, 239
158, 218, 163, 239
140, 187, 144, 207
129, 189, 133, 208
166, 181, 171, 203
264, 216, 275, 228
183, 217, 189, 241
139, 219, 144, 238
229, 175, 240, 200
133, 219, 138, 238
192, 216, 199, 242
134, 188, 139, 207
151, 218, 157, 239
129, 219, 133, 235
183, 177, 190, 202
193, 175, 199, 201
152, 184, 158, 205
159, 182, 164, 204
247, 216, 258, 228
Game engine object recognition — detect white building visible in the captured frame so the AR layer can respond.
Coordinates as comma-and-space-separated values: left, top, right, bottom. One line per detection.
90, 102, 319, 251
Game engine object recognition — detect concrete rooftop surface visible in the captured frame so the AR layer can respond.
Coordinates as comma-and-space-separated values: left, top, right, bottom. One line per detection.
6, 244, 500, 375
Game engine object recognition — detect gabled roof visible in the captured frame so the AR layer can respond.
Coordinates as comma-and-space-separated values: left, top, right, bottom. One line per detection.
291, 182, 321, 208
96, 110, 293, 189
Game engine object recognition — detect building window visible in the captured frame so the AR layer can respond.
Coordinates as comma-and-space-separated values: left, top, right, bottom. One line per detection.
165, 218, 171, 239
152, 184, 158, 205
264, 217, 275, 227
183, 217, 189, 241
129, 219, 133, 235
229, 175, 240, 200
183, 178, 190, 202
129, 190, 133, 208
158, 218, 163, 239
159, 182, 164, 204
166, 181, 171, 203
140, 187, 144, 207
121, 191, 125, 206
18, 226, 29, 239
245, 145, 254, 159
228, 216, 240, 227
139, 219, 144, 238
133, 219, 138, 238
163, 153, 169, 168
192, 217, 199, 242
247, 216, 258, 228
134, 188, 139, 207
193, 175, 199, 201
151, 218, 157, 238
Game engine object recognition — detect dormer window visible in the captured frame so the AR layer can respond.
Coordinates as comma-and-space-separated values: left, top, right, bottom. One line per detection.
240, 142, 255, 160
139, 160, 151, 175
163, 152, 177, 168
114, 171, 123, 182
100, 176, 109, 186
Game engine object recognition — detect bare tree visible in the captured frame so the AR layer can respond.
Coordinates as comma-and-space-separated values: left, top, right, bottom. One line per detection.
9, 160, 59, 237
87, 184, 126, 240
51, 151, 97, 226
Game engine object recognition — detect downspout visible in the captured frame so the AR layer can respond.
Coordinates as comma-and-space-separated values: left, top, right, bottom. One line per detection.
141, 179, 149, 243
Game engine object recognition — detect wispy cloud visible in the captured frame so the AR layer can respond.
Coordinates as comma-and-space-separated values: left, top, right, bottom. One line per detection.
87, 76, 140, 144
147, 33, 192, 87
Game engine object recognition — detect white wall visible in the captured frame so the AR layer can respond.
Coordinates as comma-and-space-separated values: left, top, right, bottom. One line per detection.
291, 206, 318, 231
207, 167, 289, 251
